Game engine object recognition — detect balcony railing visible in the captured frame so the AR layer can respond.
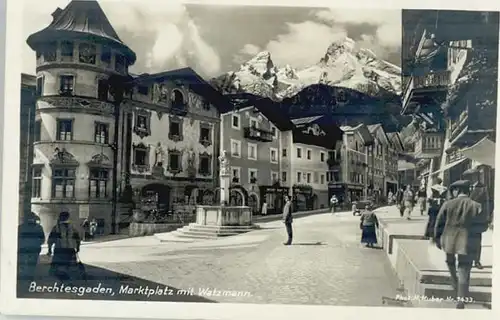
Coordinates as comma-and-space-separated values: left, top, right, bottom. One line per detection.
403, 70, 451, 110
244, 126, 273, 142
414, 131, 444, 159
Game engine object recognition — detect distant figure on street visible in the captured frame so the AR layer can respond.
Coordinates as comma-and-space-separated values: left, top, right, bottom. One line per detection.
388, 190, 394, 205
433, 180, 489, 309
396, 188, 405, 217
81, 218, 90, 241
465, 169, 492, 270
424, 185, 447, 239
261, 200, 268, 216
47, 211, 82, 282
403, 185, 414, 220
282, 196, 293, 245
330, 195, 338, 213
89, 218, 98, 240
17, 212, 45, 282
417, 186, 427, 216
360, 202, 379, 248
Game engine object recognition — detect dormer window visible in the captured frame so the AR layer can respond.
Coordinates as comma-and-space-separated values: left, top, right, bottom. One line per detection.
336, 89, 347, 104
59, 75, 74, 96
61, 41, 74, 62
79, 43, 96, 64
171, 89, 185, 108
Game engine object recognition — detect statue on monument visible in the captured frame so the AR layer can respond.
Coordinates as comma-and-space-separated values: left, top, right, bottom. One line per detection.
218, 150, 230, 176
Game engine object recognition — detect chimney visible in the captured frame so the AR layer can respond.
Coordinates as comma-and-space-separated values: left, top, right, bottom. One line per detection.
51, 8, 63, 21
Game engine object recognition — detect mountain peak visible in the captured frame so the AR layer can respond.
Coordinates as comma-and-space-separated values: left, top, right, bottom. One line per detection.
212, 36, 401, 100
241, 51, 275, 79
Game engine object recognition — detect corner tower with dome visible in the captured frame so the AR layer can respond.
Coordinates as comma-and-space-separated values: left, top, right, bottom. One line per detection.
26, 0, 136, 237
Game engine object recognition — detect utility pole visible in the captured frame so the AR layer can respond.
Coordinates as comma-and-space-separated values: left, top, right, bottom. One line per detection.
108, 75, 131, 234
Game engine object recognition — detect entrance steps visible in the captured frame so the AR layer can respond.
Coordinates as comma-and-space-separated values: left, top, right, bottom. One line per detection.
156, 223, 259, 241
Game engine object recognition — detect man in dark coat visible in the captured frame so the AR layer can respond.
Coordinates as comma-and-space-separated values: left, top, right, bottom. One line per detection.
282, 196, 293, 245
433, 180, 489, 309
464, 167, 492, 269
396, 188, 404, 217
17, 212, 45, 282
47, 211, 82, 281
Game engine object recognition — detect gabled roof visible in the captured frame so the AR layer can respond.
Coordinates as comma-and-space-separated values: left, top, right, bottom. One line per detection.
27, 0, 136, 63
134, 67, 234, 114
224, 93, 294, 131
341, 123, 374, 146
367, 123, 390, 146
387, 132, 405, 152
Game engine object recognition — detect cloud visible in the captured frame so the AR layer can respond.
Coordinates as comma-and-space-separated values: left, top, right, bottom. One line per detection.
235, 21, 347, 68
265, 21, 347, 68
314, 8, 401, 55
21, 0, 221, 76
233, 43, 263, 64
234, 8, 400, 69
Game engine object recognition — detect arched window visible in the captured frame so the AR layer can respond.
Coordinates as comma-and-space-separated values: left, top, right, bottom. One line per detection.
171, 89, 185, 108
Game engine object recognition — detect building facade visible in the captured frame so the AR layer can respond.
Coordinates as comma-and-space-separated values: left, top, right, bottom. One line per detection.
290, 116, 342, 209
119, 69, 226, 223
220, 101, 283, 214
329, 124, 373, 203
401, 10, 498, 199
26, 1, 137, 236
19, 74, 37, 224
25, 1, 230, 236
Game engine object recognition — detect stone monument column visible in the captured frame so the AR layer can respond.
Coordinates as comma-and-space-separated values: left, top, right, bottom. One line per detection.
218, 150, 230, 205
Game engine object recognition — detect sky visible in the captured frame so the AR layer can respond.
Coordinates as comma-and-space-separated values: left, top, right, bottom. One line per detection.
22, 0, 402, 78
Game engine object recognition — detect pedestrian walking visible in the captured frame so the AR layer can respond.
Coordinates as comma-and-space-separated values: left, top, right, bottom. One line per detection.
388, 190, 394, 205
396, 188, 404, 217
464, 168, 492, 269
282, 196, 293, 246
360, 203, 379, 248
47, 211, 82, 282
261, 200, 268, 216
17, 212, 45, 282
403, 185, 414, 220
433, 180, 490, 309
416, 186, 427, 216
424, 186, 447, 239
330, 195, 338, 213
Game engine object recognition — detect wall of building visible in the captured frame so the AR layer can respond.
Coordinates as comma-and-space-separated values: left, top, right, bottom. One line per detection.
220, 108, 280, 188
290, 142, 330, 208
123, 82, 220, 208
280, 130, 293, 189
30, 39, 123, 237
19, 75, 36, 224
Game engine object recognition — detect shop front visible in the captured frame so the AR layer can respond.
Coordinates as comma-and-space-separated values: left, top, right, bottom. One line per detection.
346, 184, 364, 203
292, 184, 314, 211
259, 185, 290, 215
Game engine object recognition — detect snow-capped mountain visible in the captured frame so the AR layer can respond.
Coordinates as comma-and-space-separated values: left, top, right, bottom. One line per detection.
211, 37, 402, 100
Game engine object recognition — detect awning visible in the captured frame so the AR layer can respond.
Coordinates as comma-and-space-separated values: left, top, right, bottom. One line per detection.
428, 157, 468, 176
460, 137, 496, 168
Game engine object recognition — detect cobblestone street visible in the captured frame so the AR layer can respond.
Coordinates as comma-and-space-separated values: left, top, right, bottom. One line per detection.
72, 212, 400, 306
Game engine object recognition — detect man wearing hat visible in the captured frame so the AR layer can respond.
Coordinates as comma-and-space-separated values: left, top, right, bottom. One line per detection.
433, 180, 489, 309
463, 166, 492, 269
